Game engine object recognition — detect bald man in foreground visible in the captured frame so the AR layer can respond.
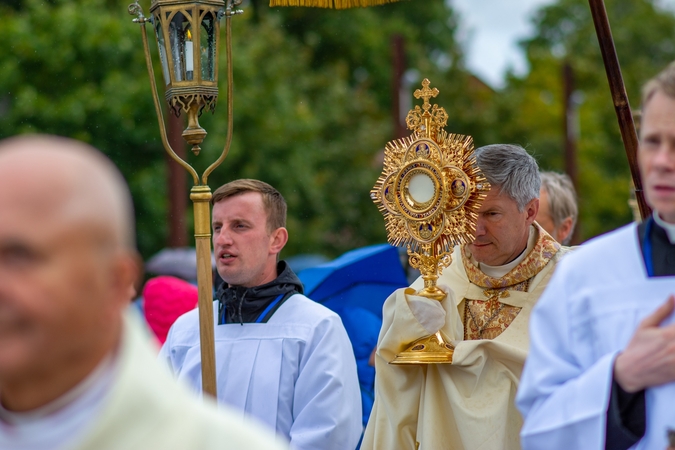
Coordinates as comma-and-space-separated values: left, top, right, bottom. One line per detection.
0, 135, 289, 450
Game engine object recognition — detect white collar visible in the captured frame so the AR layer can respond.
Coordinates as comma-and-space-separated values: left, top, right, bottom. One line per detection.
653, 212, 675, 244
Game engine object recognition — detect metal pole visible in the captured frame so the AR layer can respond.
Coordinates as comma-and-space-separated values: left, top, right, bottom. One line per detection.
134, 16, 217, 396
588, 0, 651, 219
191, 185, 217, 397
130, 0, 243, 399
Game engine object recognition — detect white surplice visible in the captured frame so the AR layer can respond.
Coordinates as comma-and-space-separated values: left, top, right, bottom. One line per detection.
161, 294, 362, 450
517, 223, 675, 450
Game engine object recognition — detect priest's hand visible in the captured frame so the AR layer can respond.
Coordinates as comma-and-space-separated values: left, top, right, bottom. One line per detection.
614, 295, 675, 393
407, 291, 447, 335
406, 285, 455, 334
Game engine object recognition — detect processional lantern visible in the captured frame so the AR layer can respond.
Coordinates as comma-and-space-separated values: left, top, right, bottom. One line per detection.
371, 79, 489, 364
146, 0, 224, 154
128, 0, 242, 398
131, 0, 234, 156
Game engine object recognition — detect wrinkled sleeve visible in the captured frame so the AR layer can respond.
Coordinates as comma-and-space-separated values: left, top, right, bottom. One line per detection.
361, 288, 431, 450
517, 264, 617, 450
289, 314, 362, 450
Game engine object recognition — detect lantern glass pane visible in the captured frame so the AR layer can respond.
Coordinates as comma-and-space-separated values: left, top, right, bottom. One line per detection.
154, 17, 170, 85
200, 12, 216, 81
169, 12, 194, 82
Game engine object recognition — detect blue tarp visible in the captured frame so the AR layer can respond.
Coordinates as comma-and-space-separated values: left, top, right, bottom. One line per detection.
298, 243, 408, 320
298, 243, 408, 431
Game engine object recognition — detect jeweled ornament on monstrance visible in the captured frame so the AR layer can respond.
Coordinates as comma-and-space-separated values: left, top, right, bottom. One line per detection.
370, 79, 489, 364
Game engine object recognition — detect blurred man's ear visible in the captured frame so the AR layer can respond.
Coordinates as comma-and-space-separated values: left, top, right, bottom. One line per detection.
557, 217, 574, 245
113, 252, 142, 305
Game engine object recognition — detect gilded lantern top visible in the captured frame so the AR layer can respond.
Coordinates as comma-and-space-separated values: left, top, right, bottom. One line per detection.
371, 79, 489, 254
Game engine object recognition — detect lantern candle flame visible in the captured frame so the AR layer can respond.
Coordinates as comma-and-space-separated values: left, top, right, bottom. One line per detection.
185, 29, 194, 78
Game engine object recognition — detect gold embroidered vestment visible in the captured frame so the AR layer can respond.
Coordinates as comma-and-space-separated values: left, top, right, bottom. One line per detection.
461, 229, 560, 340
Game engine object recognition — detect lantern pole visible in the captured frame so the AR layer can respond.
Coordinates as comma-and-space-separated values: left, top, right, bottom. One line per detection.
129, 0, 242, 398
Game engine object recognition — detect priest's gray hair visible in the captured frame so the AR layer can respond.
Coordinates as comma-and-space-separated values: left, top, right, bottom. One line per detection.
475, 144, 540, 211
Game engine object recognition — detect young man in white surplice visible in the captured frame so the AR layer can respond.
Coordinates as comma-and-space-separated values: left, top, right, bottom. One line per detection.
161, 179, 362, 450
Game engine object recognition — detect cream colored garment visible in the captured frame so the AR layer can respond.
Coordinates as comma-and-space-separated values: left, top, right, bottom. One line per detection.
71, 314, 290, 450
362, 245, 568, 450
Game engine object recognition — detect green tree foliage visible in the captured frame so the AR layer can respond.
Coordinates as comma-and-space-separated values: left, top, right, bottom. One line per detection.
0, 0, 480, 260
0, 0, 169, 256
490, 0, 675, 240
5, 0, 671, 256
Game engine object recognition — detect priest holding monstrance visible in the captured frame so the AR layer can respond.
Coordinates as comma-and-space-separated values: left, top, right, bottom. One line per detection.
362, 80, 569, 449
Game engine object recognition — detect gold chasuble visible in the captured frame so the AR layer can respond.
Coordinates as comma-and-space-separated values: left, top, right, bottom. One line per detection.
461, 229, 561, 341
362, 224, 567, 450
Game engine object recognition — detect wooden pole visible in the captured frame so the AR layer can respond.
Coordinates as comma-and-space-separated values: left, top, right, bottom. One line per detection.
563, 62, 578, 192
588, 0, 651, 219
563, 61, 581, 243
391, 35, 406, 139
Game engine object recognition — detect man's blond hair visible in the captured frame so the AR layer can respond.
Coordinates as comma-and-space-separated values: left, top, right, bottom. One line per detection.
211, 179, 286, 232
642, 61, 675, 108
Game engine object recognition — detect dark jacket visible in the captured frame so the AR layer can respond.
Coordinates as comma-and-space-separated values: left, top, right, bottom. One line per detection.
216, 261, 303, 325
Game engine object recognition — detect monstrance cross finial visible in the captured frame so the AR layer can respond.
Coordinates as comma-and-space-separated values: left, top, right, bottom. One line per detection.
414, 78, 439, 112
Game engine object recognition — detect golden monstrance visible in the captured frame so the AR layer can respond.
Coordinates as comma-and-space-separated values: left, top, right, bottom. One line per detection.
371, 79, 489, 364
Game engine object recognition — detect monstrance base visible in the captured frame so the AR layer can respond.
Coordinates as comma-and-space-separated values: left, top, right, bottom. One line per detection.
389, 330, 454, 365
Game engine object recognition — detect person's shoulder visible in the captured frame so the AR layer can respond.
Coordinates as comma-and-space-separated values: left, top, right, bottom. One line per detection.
158, 381, 291, 449
169, 304, 202, 330
273, 294, 356, 343
561, 223, 636, 265
181, 399, 290, 450
151, 387, 289, 449
162, 304, 204, 348
278, 293, 341, 324
547, 223, 639, 289
550, 244, 574, 264
76, 317, 290, 450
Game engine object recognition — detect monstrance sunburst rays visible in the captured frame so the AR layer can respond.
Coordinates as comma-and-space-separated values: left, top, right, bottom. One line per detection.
371, 130, 487, 255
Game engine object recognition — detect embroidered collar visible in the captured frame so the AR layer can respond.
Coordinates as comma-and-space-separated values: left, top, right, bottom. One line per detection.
462, 223, 561, 289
